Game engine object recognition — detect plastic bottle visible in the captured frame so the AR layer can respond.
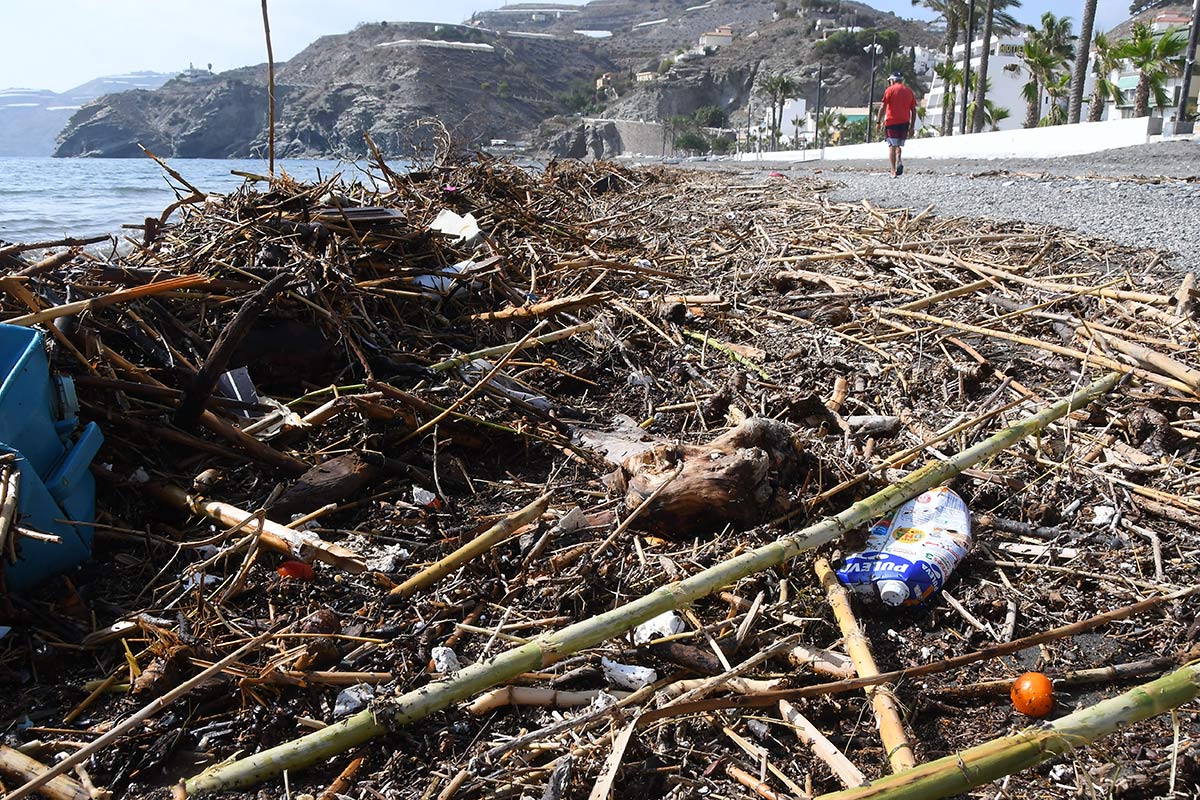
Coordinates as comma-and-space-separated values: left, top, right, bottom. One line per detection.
836, 487, 972, 606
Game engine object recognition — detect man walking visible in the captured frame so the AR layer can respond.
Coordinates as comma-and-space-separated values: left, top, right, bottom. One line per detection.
877, 71, 917, 177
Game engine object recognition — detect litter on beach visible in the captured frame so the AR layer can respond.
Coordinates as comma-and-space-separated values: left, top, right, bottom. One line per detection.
0, 149, 1197, 800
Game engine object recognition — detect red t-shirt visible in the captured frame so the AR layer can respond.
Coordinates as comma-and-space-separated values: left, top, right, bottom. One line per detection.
881, 83, 917, 127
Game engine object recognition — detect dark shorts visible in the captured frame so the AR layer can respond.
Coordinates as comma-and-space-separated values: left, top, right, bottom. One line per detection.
885, 124, 909, 146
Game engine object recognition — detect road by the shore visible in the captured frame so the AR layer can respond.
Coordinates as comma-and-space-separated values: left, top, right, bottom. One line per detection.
721, 139, 1200, 270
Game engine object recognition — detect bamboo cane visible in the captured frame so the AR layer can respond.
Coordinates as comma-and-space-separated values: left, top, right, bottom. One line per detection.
183, 372, 1123, 795
388, 494, 550, 600
885, 308, 1193, 395
429, 322, 594, 372
0, 745, 90, 800
811, 662, 1200, 800
779, 701, 867, 789
468, 291, 612, 321
814, 557, 917, 772
147, 483, 365, 574
3, 275, 207, 327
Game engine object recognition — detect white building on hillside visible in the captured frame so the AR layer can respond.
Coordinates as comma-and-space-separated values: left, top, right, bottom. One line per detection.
699, 25, 734, 48
912, 45, 940, 80
924, 34, 1091, 133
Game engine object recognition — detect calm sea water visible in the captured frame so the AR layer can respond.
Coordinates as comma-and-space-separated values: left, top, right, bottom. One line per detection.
0, 157, 367, 244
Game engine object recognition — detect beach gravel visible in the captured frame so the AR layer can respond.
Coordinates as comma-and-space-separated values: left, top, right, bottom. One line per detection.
735, 140, 1200, 270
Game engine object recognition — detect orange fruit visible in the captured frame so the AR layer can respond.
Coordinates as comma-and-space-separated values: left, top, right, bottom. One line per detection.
277, 560, 315, 581
1010, 671, 1054, 717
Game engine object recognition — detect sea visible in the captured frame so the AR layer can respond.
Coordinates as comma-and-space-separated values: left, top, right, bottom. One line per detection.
0, 157, 369, 245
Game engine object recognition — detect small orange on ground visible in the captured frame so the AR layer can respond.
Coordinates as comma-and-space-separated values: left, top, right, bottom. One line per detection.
277, 560, 315, 581
1010, 671, 1054, 717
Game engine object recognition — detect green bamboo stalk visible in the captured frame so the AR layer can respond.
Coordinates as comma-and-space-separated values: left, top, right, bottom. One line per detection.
813, 662, 1200, 800
184, 372, 1123, 795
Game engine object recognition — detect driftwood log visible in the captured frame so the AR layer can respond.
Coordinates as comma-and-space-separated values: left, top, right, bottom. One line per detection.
616, 418, 808, 534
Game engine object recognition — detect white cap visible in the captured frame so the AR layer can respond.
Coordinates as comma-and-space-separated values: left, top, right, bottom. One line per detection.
877, 580, 909, 606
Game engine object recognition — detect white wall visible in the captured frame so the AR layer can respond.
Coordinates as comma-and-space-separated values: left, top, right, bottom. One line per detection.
735, 115, 1160, 162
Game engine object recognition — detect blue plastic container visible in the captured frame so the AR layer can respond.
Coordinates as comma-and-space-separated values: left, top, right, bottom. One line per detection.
0, 323, 103, 591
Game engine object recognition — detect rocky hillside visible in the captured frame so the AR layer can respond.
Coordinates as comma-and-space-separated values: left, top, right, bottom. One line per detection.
472, 0, 779, 66
55, 22, 613, 159
0, 72, 169, 156
52, 1, 940, 160
541, 0, 938, 155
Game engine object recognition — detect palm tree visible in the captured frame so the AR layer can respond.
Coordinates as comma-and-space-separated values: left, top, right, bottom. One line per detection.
833, 113, 848, 143
972, 0, 998, 133
1034, 11, 1076, 62
1040, 70, 1072, 126
1013, 14, 1074, 128
1014, 40, 1060, 127
792, 116, 804, 147
1119, 22, 1187, 118
758, 74, 800, 148
921, 0, 1023, 134
817, 108, 835, 147
934, 59, 963, 134
966, 76, 994, 129
989, 104, 1011, 130
914, 0, 963, 77
1088, 32, 1125, 122
1068, 0, 1099, 123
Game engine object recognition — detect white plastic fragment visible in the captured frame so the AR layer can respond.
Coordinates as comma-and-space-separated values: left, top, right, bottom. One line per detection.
412, 486, 440, 508
430, 209, 481, 243
1091, 505, 1116, 526
413, 259, 472, 293
601, 657, 657, 690
333, 683, 375, 717
746, 718, 769, 739
430, 646, 461, 675
632, 610, 686, 645
587, 690, 620, 713
554, 506, 588, 535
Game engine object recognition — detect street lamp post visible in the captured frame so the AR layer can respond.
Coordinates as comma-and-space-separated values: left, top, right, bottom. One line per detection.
815, 64, 824, 149
864, 35, 884, 142
1176, 0, 1200, 133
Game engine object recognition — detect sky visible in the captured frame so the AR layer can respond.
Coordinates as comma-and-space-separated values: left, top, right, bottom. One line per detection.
0, 0, 1150, 93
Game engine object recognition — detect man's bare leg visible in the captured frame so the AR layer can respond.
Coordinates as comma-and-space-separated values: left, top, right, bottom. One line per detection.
895, 146, 904, 176
888, 145, 898, 176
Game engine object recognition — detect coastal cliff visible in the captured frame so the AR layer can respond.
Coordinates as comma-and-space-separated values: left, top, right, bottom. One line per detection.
55, 22, 613, 158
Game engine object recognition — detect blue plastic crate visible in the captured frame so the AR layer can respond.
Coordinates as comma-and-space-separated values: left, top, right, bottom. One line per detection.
0, 323, 103, 591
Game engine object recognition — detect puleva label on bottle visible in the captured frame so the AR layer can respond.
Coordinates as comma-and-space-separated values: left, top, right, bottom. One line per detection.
836, 487, 972, 605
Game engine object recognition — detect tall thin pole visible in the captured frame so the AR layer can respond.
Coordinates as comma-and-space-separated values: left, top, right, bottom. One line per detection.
745, 94, 753, 155
261, 0, 276, 175
816, 64, 824, 149
866, 34, 879, 143
1177, 0, 1200, 131
959, 0, 975, 135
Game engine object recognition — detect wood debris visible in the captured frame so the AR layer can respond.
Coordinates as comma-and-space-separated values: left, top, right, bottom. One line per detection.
0, 153, 1197, 800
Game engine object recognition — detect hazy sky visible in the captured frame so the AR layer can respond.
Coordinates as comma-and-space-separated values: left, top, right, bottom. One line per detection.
0, 0, 1144, 93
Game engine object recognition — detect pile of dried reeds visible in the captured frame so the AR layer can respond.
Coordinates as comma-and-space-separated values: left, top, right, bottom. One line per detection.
0, 151, 1196, 800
